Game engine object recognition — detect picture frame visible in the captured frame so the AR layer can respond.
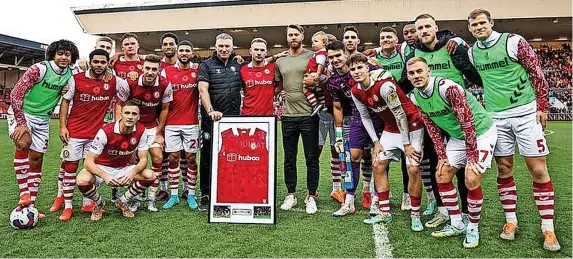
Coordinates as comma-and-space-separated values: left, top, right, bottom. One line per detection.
208, 116, 277, 224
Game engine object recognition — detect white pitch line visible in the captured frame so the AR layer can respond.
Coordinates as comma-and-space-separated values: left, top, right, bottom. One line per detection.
283, 207, 394, 258
372, 223, 393, 259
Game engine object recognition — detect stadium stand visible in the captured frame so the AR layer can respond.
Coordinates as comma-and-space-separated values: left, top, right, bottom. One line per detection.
0, 34, 47, 117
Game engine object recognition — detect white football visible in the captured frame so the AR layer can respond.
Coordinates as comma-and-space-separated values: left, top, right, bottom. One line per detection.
9, 206, 39, 230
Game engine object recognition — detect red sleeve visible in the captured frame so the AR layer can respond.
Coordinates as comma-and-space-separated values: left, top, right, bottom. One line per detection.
419, 111, 447, 160
11, 65, 41, 126
445, 86, 478, 163
516, 38, 549, 113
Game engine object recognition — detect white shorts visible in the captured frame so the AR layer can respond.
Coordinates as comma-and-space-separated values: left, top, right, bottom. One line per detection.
165, 125, 200, 153
378, 128, 424, 166
144, 127, 162, 149
493, 113, 549, 157
446, 126, 498, 173
60, 138, 92, 161
318, 111, 335, 146
7, 107, 50, 153
94, 164, 136, 186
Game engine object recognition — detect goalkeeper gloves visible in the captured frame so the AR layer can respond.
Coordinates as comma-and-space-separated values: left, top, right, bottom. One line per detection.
334, 127, 344, 153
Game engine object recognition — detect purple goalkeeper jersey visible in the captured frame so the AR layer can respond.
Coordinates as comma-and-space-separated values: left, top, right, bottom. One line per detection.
327, 61, 380, 119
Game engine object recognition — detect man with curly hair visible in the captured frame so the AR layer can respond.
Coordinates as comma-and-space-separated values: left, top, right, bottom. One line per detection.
8, 39, 79, 217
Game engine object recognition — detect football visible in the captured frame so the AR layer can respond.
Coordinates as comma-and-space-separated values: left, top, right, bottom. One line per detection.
9, 206, 39, 230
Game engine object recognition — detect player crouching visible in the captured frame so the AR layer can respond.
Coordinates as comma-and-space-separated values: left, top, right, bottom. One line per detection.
407, 57, 497, 248
77, 101, 156, 221
348, 53, 425, 231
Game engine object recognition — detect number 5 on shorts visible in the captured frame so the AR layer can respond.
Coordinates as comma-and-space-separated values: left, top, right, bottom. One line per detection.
536, 139, 546, 153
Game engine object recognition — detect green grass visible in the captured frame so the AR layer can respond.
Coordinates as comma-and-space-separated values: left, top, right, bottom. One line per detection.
0, 121, 570, 258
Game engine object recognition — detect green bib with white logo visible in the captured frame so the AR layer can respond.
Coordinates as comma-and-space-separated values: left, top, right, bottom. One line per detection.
415, 47, 465, 87
375, 51, 404, 81
413, 77, 492, 139
471, 33, 535, 112
23, 61, 72, 119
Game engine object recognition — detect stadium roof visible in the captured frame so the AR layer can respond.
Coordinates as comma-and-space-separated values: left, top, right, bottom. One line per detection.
71, 0, 329, 15
71, 0, 572, 54
0, 34, 47, 71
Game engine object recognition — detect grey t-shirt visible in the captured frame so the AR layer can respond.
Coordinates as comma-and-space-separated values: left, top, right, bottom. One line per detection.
274, 49, 314, 117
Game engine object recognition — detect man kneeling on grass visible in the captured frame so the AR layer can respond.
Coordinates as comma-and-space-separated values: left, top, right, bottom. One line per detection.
77, 100, 156, 221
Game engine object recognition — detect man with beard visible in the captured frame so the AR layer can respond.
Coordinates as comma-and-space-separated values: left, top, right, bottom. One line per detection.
342, 26, 361, 57
51, 36, 117, 214
156, 32, 180, 201
160, 33, 179, 69
372, 26, 460, 216
275, 25, 319, 214
340, 26, 377, 209
160, 41, 200, 210
240, 38, 276, 116
8, 40, 78, 217
52, 49, 129, 221
197, 33, 243, 211
400, 14, 483, 229
401, 14, 481, 92
115, 54, 173, 212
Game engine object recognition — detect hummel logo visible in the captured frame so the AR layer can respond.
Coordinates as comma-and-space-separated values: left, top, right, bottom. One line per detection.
539, 196, 550, 201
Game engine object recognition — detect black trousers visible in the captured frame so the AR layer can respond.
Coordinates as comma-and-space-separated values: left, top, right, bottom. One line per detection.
282, 116, 320, 196
199, 119, 213, 197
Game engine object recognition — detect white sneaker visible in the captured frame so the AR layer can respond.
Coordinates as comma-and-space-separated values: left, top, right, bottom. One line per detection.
333, 195, 356, 217
401, 192, 411, 210
147, 200, 158, 212
462, 213, 469, 227
369, 196, 380, 216
333, 203, 355, 217
128, 200, 140, 212
305, 196, 317, 214
280, 194, 297, 211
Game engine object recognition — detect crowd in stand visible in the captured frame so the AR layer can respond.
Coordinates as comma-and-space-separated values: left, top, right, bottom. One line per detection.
464, 46, 571, 115
536, 44, 572, 89
549, 88, 571, 114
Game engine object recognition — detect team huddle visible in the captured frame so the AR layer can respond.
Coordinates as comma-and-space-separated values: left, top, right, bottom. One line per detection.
7, 7, 559, 251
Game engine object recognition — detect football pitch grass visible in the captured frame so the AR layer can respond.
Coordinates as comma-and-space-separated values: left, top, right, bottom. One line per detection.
0, 121, 570, 258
